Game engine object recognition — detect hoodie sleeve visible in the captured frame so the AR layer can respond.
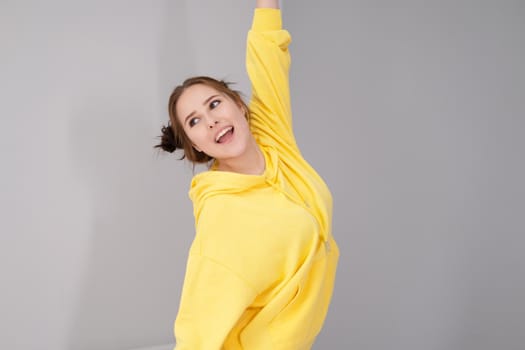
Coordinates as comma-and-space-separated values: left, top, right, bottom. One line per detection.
246, 8, 298, 151
174, 251, 257, 349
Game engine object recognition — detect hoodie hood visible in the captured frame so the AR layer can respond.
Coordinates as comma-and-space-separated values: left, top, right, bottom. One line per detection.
188, 144, 331, 242
189, 145, 280, 220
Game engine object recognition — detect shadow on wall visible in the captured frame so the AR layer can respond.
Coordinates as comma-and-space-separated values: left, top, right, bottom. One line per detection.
65, 1, 195, 349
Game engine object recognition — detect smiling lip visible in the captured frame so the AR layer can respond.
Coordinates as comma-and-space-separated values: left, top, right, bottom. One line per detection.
215, 126, 234, 143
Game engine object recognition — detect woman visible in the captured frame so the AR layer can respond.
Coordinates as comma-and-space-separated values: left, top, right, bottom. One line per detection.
156, 0, 339, 348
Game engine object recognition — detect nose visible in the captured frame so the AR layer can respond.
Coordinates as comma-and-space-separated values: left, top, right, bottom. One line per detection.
208, 120, 219, 129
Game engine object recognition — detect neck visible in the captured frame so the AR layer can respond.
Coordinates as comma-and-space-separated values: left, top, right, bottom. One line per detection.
215, 139, 265, 175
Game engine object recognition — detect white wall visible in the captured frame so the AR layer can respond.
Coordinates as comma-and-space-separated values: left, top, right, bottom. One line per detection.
1, 0, 524, 349
0, 0, 240, 348
285, 1, 525, 349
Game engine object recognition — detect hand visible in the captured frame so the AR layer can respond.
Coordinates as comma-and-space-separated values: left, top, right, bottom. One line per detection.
256, 0, 279, 9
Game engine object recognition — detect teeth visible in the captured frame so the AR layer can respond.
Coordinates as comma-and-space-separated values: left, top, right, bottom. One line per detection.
215, 127, 233, 142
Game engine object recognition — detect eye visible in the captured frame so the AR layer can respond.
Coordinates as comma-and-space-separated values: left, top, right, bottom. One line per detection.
188, 117, 200, 127
209, 99, 221, 109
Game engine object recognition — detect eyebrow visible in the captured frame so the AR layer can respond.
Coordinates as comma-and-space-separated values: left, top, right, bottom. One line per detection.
184, 94, 220, 124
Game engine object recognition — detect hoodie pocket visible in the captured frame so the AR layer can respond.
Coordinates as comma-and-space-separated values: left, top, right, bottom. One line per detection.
278, 285, 301, 316
269, 284, 314, 347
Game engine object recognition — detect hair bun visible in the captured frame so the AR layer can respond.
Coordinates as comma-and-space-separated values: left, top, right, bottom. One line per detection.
155, 124, 178, 153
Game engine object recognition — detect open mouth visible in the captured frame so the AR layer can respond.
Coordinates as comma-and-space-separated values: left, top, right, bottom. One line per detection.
215, 126, 234, 143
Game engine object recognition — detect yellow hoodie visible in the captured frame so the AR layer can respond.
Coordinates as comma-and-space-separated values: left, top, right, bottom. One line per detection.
174, 8, 339, 350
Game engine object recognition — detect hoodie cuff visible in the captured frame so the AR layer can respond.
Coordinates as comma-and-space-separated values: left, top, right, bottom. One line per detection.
251, 8, 282, 32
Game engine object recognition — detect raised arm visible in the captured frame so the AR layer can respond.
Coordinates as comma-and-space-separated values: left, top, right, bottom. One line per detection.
247, 0, 298, 150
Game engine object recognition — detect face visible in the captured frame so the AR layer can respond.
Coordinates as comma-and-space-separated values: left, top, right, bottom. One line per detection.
176, 84, 253, 162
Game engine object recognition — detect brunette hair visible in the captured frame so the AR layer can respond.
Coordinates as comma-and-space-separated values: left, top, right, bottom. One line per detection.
155, 76, 250, 163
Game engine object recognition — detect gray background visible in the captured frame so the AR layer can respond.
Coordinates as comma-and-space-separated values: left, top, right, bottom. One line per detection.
1, 0, 524, 349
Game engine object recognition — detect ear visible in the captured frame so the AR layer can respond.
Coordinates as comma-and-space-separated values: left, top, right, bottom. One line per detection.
192, 144, 202, 153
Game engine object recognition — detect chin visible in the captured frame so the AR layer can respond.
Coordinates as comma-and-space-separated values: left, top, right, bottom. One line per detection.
217, 145, 250, 161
